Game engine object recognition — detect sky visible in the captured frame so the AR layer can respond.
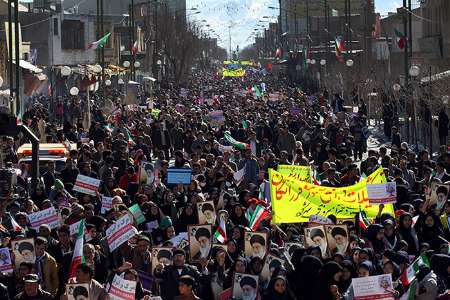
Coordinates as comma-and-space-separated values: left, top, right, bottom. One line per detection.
186, 0, 419, 52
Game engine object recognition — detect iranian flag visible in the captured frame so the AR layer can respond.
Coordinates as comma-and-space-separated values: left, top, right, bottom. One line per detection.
303, 46, 310, 67
131, 40, 139, 56
87, 32, 111, 50
224, 131, 250, 150
214, 216, 227, 243
11, 217, 23, 232
252, 85, 262, 98
68, 219, 85, 279
249, 205, 270, 231
395, 29, 407, 49
400, 278, 417, 300
400, 254, 430, 287
335, 36, 345, 62
358, 212, 371, 231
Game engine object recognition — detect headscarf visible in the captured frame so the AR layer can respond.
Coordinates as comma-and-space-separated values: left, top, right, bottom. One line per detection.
397, 213, 419, 254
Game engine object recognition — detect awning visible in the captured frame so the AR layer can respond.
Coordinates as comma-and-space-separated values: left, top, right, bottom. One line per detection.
13, 60, 42, 73
421, 70, 450, 84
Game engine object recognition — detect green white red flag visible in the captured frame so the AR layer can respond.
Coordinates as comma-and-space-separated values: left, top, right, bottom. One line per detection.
69, 219, 85, 279
395, 29, 407, 49
224, 131, 250, 150
214, 216, 227, 243
400, 254, 430, 287
249, 205, 270, 231
87, 32, 111, 50
400, 278, 417, 300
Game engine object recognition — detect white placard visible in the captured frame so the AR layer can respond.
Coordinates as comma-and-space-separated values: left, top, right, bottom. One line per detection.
367, 182, 397, 204
352, 274, 395, 300
28, 207, 60, 230
73, 175, 101, 196
106, 214, 137, 252
109, 274, 136, 300
101, 195, 113, 214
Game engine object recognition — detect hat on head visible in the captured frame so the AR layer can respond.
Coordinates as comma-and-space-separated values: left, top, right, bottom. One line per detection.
240, 276, 257, 289
179, 275, 195, 286
159, 216, 173, 230
310, 228, 325, 240
54, 179, 64, 190
195, 227, 211, 241
331, 227, 347, 238
249, 234, 265, 246
173, 248, 185, 257
23, 274, 39, 283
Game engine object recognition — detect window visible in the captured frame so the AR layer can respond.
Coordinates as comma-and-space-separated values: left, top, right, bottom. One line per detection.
53, 18, 58, 36
61, 20, 85, 50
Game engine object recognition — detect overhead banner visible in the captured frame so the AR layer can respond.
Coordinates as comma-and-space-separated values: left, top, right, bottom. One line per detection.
222, 68, 245, 77
269, 167, 394, 223
277, 165, 312, 183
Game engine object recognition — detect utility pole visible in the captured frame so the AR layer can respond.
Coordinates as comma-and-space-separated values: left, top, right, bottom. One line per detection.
100, 0, 104, 87
7, 0, 13, 113
306, 0, 310, 49
152, 0, 158, 77
403, 0, 409, 85
130, 0, 135, 80
14, 0, 19, 114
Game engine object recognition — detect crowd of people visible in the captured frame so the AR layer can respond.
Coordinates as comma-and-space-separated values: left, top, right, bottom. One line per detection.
0, 69, 449, 300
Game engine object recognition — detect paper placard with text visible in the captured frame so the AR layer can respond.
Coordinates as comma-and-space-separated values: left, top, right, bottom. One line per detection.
106, 214, 138, 252
352, 274, 395, 300
367, 182, 397, 204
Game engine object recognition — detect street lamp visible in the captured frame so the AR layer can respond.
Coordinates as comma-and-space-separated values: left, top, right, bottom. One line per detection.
346, 59, 354, 67
105, 79, 112, 86
310, 59, 316, 65
61, 66, 72, 76
118, 78, 124, 85
320, 59, 326, 66
123, 61, 131, 68
409, 65, 420, 77
393, 83, 401, 92
134, 61, 141, 68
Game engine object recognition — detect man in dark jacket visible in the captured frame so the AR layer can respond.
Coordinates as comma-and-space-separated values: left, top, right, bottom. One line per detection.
154, 249, 208, 300
13, 274, 52, 300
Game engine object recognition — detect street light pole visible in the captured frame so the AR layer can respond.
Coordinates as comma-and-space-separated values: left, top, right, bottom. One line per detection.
14, 0, 19, 115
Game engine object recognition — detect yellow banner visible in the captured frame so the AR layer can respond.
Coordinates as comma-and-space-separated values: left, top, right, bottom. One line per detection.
277, 165, 312, 183
269, 167, 394, 223
222, 68, 245, 77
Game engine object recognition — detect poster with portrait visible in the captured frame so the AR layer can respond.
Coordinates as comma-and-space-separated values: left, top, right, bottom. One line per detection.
352, 274, 394, 300
11, 238, 36, 268
430, 183, 449, 210
261, 254, 285, 282
0, 248, 13, 274
232, 273, 259, 300
188, 225, 212, 262
244, 232, 268, 259
197, 201, 216, 225
325, 225, 349, 255
151, 247, 172, 274
304, 226, 328, 258
66, 283, 90, 300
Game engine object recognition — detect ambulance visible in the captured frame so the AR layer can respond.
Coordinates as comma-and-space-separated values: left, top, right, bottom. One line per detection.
17, 143, 77, 175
